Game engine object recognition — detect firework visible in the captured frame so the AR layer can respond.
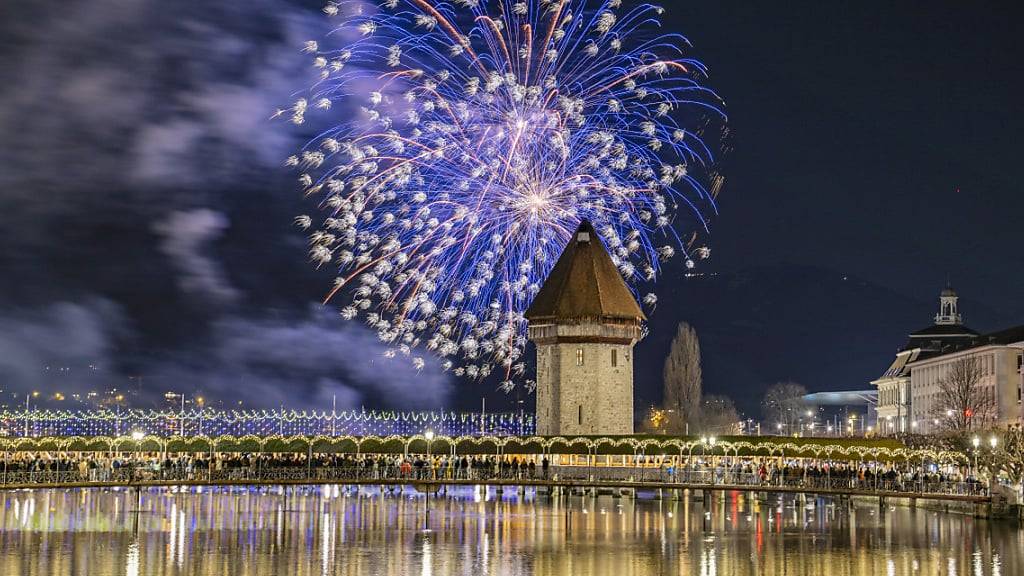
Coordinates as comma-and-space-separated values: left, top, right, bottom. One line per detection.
286, 0, 725, 389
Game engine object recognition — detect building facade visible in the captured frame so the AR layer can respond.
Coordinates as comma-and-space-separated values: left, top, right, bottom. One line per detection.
525, 221, 644, 436
873, 287, 1024, 434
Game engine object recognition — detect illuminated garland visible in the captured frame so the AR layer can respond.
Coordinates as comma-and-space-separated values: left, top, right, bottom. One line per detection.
0, 409, 534, 438
0, 433, 969, 465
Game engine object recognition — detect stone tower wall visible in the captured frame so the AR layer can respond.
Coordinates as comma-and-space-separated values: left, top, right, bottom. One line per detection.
530, 322, 640, 435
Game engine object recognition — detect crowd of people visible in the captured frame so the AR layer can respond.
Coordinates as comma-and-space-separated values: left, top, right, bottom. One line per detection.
0, 452, 984, 494
662, 460, 985, 494
0, 452, 550, 483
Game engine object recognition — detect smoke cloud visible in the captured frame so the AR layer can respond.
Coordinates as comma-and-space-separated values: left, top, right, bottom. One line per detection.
153, 209, 240, 306
0, 0, 455, 410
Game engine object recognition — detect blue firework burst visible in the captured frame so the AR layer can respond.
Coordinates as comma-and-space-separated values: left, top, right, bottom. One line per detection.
285, 0, 725, 388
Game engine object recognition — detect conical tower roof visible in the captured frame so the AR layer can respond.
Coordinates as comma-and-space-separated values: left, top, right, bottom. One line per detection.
525, 221, 646, 324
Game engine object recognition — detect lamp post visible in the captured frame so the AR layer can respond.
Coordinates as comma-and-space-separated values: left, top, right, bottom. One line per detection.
708, 436, 717, 484
165, 392, 186, 436
699, 436, 708, 482
131, 430, 145, 481
988, 436, 998, 484
425, 429, 435, 480
971, 436, 980, 481
24, 391, 39, 436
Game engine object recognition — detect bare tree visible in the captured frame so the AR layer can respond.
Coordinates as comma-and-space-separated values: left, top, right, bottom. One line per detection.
933, 356, 996, 431
695, 394, 740, 435
663, 322, 702, 433
990, 425, 1024, 487
761, 382, 807, 433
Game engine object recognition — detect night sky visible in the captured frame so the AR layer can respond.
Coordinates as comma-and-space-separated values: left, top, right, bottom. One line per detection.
1, 1, 1021, 415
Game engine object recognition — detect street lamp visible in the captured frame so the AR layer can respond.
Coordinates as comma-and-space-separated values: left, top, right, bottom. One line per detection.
989, 436, 998, 449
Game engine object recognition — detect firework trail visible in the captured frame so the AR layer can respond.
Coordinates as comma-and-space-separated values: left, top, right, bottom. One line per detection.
285, 0, 725, 390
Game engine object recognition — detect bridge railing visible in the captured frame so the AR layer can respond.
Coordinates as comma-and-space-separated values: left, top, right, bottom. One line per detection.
0, 465, 987, 497
550, 466, 986, 496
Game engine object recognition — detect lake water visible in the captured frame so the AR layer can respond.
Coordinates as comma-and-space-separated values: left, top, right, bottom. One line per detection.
0, 485, 1019, 575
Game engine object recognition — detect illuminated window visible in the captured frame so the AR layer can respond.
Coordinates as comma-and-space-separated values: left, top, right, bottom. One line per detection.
611, 349, 618, 367
575, 348, 584, 366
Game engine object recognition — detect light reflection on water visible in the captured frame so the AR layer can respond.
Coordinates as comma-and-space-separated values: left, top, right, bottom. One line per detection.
0, 486, 1019, 576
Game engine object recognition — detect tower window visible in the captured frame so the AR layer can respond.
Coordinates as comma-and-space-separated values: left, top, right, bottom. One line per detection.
575, 348, 584, 366
611, 349, 618, 367
578, 405, 583, 425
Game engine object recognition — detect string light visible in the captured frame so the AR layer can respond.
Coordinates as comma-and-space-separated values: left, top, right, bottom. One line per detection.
0, 408, 534, 438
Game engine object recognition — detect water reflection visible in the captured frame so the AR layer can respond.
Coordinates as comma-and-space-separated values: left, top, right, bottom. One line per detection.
0, 486, 1019, 576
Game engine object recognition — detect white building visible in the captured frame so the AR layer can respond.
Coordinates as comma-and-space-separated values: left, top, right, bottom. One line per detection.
525, 221, 645, 436
873, 287, 1024, 434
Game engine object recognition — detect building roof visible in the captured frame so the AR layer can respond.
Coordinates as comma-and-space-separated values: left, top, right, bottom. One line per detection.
979, 325, 1024, 346
525, 220, 645, 324
900, 323, 979, 353
905, 324, 1024, 368
874, 283, 1023, 387
908, 324, 979, 338
876, 348, 923, 380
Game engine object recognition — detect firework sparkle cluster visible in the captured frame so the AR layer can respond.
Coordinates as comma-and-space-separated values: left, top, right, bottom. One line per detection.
284, 0, 725, 390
